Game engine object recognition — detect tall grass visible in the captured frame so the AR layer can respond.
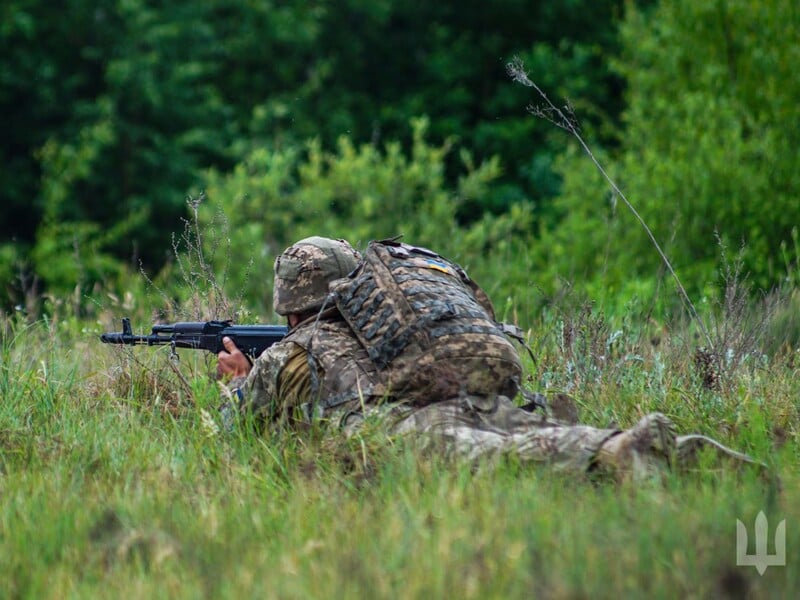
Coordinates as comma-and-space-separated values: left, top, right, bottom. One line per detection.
0, 287, 797, 598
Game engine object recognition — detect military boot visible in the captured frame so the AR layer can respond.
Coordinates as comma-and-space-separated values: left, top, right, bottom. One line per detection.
595, 413, 765, 481
595, 412, 677, 481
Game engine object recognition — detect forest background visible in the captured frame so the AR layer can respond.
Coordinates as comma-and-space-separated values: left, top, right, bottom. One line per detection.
3, 0, 798, 327
2, 1, 800, 597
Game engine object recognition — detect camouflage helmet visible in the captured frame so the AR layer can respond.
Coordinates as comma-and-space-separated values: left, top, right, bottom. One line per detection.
273, 236, 361, 316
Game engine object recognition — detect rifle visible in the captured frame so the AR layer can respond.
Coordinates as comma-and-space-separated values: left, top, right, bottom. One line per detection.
100, 317, 288, 360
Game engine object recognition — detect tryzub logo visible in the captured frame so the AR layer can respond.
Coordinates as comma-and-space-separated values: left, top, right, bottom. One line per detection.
736, 511, 786, 575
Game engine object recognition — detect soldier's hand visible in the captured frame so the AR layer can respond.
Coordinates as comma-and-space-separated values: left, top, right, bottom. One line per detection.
217, 336, 252, 379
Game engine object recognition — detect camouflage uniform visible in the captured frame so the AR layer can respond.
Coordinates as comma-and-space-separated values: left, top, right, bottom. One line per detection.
229, 320, 619, 474
329, 240, 523, 405
225, 237, 757, 477
229, 312, 387, 426
228, 321, 619, 472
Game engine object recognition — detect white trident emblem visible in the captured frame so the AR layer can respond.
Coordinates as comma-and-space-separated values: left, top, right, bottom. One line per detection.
736, 511, 786, 575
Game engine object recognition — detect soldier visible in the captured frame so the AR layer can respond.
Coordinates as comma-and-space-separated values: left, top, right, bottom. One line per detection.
217, 236, 757, 480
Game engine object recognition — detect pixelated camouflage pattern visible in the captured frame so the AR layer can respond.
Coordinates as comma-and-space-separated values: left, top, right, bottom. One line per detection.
232, 344, 619, 471
287, 314, 388, 409
228, 314, 625, 473
330, 240, 522, 404
224, 238, 759, 475
273, 237, 361, 316
235, 340, 303, 422
343, 395, 619, 472
232, 313, 386, 425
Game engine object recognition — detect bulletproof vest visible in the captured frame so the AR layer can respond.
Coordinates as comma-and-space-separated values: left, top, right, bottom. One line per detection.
329, 240, 522, 405
285, 315, 387, 409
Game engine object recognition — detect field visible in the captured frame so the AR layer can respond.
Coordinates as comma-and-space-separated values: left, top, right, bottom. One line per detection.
1, 293, 797, 600
4, 0, 799, 596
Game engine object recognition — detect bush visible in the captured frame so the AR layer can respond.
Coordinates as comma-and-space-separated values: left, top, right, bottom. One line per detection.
528, 0, 800, 314
200, 118, 537, 321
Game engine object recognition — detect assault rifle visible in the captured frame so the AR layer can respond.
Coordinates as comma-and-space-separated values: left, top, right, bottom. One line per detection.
100, 317, 287, 360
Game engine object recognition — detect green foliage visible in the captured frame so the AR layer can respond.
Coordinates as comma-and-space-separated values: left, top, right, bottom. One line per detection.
0, 0, 103, 246
2, 0, 632, 304
0, 243, 24, 306
28, 0, 239, 278
1, 297, 797, 597
4, 0, 797, 324
201, 118, 535, 317
300, 0, 631, 216
32, 114, 141, 297
536, 0, 800, 313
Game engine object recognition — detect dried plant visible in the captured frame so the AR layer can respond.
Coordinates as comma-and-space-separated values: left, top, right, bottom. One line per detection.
140, 192, 253, 323
507, 57, 712, 349
697, 239, 776, 391
107, 193, 257, 410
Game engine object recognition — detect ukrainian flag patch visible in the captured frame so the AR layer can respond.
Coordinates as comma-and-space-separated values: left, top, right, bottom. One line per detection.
424, 259, 453, 275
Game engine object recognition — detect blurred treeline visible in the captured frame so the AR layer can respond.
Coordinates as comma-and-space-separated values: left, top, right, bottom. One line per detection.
1, 0, 798, 321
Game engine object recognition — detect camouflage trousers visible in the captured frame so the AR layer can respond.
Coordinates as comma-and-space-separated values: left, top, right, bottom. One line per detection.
341, 395, 619, 473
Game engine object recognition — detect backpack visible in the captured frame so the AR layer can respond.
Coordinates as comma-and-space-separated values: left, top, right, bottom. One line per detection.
329, 239, 523, 405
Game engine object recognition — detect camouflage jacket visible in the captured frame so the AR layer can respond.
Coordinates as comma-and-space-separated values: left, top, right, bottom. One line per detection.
225, 314, 621, 474
228, 312, 387, 426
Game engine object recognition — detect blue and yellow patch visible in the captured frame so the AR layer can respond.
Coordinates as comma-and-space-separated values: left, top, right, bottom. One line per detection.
424, 259, 453, 275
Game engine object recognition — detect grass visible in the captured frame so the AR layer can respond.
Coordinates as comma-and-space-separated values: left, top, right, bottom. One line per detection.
0, 300, 798, 599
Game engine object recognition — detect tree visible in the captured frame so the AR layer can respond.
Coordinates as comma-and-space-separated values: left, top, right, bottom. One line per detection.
1, 0, 632, 302
199, 119, 534, 316
535, 0, 800, 310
